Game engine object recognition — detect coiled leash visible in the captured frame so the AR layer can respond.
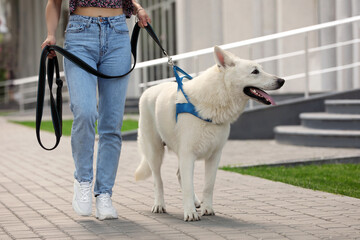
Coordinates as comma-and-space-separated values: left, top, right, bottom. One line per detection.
37, 22, 208, 151
37, 23, 142, 150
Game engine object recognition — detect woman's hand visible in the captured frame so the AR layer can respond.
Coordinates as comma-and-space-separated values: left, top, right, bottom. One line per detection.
132, 1, 151, 28
136, 8, 151, 28
41, 35, 57, 59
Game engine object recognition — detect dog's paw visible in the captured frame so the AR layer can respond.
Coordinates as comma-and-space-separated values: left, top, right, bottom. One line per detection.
151, 204, 166, 213
201, 205, 215, 216
195, 199, 201, 208
184, 210, 201, 221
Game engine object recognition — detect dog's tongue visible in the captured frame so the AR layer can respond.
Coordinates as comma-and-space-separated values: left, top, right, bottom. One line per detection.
254, 88, 276, 105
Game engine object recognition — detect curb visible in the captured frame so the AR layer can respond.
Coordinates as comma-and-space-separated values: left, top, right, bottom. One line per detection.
122, 129, 138, 141
232, 155, 360, 169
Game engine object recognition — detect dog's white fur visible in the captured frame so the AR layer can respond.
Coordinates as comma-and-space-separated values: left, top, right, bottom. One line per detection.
135, 46, 284, 221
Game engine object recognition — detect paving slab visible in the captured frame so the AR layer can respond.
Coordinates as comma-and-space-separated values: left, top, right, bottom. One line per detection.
0, 117, 360, 239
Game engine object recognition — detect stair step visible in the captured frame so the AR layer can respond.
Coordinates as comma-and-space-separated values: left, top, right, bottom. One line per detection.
125, 98, 139, 113
300, 112, 360, 130
274, 125, 360, 148
325, 99, 360, 114
124, 107, 139, 114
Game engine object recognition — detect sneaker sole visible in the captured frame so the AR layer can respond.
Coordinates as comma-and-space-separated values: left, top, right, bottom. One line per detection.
95, 211, 118, 221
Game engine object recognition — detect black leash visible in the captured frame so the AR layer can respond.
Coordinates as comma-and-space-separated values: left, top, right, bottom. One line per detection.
36, 22, 168, 150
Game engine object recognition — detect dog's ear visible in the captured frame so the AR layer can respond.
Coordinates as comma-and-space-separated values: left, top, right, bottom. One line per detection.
214, 46, 235, 69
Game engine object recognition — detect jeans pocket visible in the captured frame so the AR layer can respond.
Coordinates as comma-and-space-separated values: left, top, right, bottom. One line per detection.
112, 23, 129, 34
66, 22, 86, 33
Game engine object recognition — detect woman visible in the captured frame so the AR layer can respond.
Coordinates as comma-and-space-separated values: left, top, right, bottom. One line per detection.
41, 0, 150, 220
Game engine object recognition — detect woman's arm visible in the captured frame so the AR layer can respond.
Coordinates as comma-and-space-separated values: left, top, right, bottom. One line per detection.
132, 0, 151, 28
41, 0, 63, 57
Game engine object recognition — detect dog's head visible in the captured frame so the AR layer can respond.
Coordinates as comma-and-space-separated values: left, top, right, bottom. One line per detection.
214, 46, 285, 105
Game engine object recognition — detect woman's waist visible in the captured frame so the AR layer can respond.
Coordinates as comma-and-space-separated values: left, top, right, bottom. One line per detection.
68, 12, 126, 25
73, 7, 124, 17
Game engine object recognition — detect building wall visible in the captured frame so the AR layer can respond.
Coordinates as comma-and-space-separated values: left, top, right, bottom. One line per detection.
175, 0, 359, 94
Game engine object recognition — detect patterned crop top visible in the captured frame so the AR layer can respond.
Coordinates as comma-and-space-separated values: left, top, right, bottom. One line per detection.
69, 0, 134, 18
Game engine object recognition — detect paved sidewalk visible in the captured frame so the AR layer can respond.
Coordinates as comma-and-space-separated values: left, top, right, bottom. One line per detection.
0, 117, 360, 240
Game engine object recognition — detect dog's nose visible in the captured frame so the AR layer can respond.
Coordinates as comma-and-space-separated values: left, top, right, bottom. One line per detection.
277, 78, 285, 87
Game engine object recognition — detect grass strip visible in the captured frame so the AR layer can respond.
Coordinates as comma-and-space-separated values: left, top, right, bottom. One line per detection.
12, 119, 138, 136
221, 164, 360, 199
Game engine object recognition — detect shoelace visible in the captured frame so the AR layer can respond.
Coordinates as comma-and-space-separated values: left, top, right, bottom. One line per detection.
97, 194, 112, 208
79, 183, 91, 202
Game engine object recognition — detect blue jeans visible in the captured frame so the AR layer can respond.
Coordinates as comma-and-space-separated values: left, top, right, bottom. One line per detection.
64, 14, 131, 196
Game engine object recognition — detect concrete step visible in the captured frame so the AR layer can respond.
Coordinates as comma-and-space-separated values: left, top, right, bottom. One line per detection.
124, 107, 139, 114
125, 98, 139, 114
274, 125, 360, 148
300, 112, 360, 130
325, 99, 360, 114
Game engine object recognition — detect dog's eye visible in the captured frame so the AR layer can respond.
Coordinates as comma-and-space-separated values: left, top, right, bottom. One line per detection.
251, 69, 259, 75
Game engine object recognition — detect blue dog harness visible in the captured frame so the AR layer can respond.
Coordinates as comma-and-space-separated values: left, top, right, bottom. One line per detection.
173, 65, 212, 123
138, 23, 212, 123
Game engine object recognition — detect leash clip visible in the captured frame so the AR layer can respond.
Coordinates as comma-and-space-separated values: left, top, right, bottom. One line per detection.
167, 56, 174, 67
164, 50, 174, 67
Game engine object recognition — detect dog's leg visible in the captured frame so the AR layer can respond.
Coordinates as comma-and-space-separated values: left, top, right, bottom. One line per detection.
146, 143, 166, 213
201, 151, 221, 216
137, 113, 166, 213
177, 168, 201, 208
179, 154, 200, 221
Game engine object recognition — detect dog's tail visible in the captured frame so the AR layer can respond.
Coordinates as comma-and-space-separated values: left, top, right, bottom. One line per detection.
135, 158, 152, 181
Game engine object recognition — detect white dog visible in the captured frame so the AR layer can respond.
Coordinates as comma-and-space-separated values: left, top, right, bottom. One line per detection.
135, 46, 285, 221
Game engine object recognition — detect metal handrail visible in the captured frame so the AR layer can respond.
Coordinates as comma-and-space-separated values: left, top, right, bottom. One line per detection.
135, 15, 360, 68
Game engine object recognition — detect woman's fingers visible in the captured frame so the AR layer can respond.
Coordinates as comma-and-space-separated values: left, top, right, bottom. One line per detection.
137, 9, 151, 28
41, 37, 57, 59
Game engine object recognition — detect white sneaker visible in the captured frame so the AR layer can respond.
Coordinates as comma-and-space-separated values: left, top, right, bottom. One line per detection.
95, 193, 118, 220
72, 180, 92, 216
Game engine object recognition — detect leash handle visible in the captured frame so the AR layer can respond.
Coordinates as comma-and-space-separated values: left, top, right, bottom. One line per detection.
36, 52, 63, 150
